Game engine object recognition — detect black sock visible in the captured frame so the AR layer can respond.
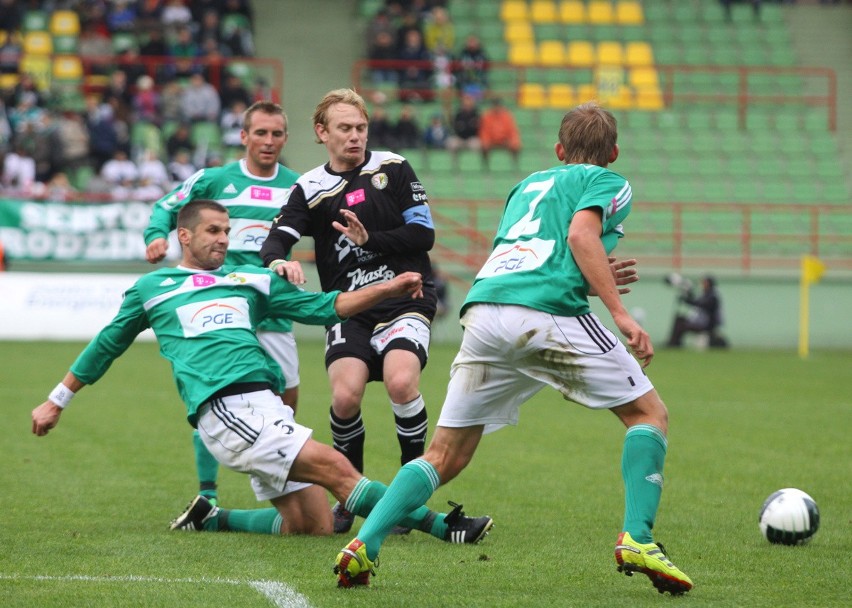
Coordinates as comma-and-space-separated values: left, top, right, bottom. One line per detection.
330, 407, 365, 472
395, 406, 428, 465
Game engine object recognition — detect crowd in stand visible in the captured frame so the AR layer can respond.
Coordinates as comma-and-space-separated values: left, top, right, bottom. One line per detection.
0, 0, 257, 202
364, 1, 521, 169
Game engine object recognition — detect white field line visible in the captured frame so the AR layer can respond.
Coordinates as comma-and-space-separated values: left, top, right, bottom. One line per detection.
0, 573, 313, 608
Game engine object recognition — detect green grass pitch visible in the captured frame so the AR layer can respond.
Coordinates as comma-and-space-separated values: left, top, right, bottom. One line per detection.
1, 339, 848, 607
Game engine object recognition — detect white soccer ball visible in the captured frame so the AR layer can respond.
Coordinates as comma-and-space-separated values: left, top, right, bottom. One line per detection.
759, 488, 820, 545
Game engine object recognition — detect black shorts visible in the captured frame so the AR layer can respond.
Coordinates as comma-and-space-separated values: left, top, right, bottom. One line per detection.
324, 288, 437, 382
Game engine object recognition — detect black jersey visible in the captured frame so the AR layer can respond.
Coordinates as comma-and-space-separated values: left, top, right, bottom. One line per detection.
262, 151, 436, 297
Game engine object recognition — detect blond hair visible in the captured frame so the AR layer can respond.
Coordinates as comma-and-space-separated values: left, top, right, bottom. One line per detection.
312, 88, 369, 144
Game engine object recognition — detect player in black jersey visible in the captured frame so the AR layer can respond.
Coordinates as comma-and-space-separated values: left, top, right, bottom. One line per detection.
261, 89, 437, 534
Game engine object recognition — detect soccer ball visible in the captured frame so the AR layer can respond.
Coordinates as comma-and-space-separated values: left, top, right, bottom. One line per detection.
758, 488, 820, 545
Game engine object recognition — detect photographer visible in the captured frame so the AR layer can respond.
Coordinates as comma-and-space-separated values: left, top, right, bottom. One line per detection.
665, 274, 729, 349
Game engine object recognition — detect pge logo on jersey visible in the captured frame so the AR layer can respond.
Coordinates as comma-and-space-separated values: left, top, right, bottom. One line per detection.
176, 296, 252, 337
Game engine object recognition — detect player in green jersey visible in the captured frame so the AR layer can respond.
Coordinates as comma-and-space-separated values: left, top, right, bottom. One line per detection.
32, 199, 493, 545
144, 101, 302, 508
333, 102, 694, 594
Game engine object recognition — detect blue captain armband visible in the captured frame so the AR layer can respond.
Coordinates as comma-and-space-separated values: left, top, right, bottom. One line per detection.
402, 204, 434, 229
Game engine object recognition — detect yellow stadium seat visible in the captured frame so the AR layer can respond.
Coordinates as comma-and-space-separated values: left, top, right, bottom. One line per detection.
615, 1, 644, 25
0, 73, 20, 90
576, 83, 598, 103
628, 67, 660, 88
559, 0, 586, 24
531, 0, 558, 23
508, 41, 538, 66
597, 41, 623, 66
548, 83, 575, 108
19, 54, 51, 90
566, 40, 595, 67
53, 55, 83, 82
0, 30, 6, 46
504, 20, 534, 43
635, 86, 664, 110
539, 40, 566, 65
22, 31, 53, 55
588, 1, 615, 24
500, 0, 529, 22
625, 41, 654, 67
602, 85, 634, 109
49, 9, 81, 36
519, 82, 547, 108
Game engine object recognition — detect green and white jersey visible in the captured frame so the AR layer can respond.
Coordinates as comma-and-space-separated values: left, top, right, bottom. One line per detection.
69, 264, 341, 426
464, 163, 632, 317
144, 159, 300, 332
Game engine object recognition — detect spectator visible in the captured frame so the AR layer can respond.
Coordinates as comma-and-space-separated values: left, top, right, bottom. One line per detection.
446, 93, 481, 156
159, 79, 184, 124
39, 171, 78, 202
219, 73, 252, 111
394, 104, 421, 149
84, 94, 119, 171
106, 0, 138, 33
395, 9, 423, 53
101, 70, 134, 125
220, 100, 247, 148
10, 73, 45, 109
100, 148, 139, 188
179, 73, 221, 123
366, 8, 396, 56
423, 6, 454, 53
136, 0, 166, 30
116, 45, 148, 87
195, 9, 223, 48
1, 142, 36, 190
220, 9, 255, 57
78, 21, 114, 82
368, 30, 399, 85
666, 275, 729, 348
132, 75, 161, 125
368, 105, 396, 150
8, 90, 45, 137
423, 112, 449, 149
0, 31, 22, 76
139, 27, 168, 57
161, 0, 193, 31
138, 148, 171, 193
478, 97, 521, 169
0, 0, 22, 35
168, 148, 197, 184
250, 77, 280, 104
54, 110, 91, 175
397, 29, 433, 102
166, 121, 194, 160
455, 34, 489, 100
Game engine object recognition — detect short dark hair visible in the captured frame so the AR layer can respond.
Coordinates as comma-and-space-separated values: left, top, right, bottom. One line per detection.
177, 199, 228, 231
243, 100, 288, 134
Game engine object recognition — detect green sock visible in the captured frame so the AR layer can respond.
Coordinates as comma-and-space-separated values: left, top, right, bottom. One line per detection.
355, 460, 441, 560
346, 477, 449, 542
208, 507, 282, 534
621, 424, 667, 544
193, 430, 219, 501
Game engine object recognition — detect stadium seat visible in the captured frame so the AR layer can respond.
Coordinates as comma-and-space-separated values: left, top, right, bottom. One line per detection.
22, 31, 53, 55
634, 87, 664, 111
112, 32, 138, 53
587, 1, 615, 24
504, 21, 534, 44
500, 1, 529, 22
566, 41, 595, 67
52, 34, 79, 54
131, 121, 164, 157
519, 82, 547, 108
191, 121, 223, 151
19, 54, 51, 90
49, 9, 81, 36
596, 41, 623, 66
52, 56, 84, 83
615, 1, 644, 25
21, 10, 49, 32
625, 42, 654, 67
547, 83, 575, 108
576, 83, 598, 103
508, 42, 537, 66
559, 0, 586, 24
531, 0, 559, 23
538, 40, 566, 65
0, 73, 20, 91
628, 67, 659, 89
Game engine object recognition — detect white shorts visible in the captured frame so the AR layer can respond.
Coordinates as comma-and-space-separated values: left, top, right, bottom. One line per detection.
438, 303, 654, 434
196, 390, 313, 501
258, 330, 300, 389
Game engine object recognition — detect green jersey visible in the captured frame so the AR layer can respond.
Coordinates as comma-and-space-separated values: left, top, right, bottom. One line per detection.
143, 160, 300, 332
464, 164, 632, 317
69, 264, 342, 426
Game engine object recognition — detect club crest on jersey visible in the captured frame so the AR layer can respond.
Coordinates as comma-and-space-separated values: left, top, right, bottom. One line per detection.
371, 173, 389, 190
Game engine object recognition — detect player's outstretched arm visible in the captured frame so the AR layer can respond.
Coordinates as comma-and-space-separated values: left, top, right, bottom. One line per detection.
32, 372, 86, 436
333, 272, 423, 318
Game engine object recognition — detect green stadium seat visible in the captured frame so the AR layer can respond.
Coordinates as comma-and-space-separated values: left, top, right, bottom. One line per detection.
22, 10, 49, 32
